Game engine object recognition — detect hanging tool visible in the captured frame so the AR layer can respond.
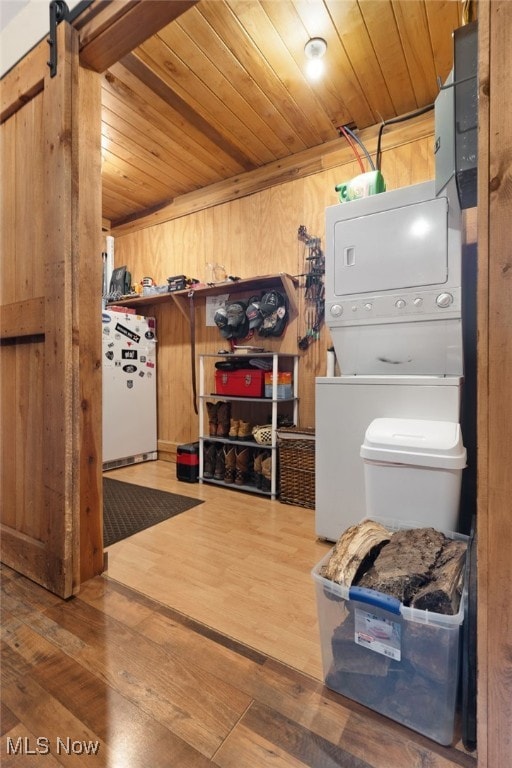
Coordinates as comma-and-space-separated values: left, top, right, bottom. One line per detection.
297, 226, 325, 350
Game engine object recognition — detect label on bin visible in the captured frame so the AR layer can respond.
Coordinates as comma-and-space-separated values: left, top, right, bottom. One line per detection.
354, 609, 401, 661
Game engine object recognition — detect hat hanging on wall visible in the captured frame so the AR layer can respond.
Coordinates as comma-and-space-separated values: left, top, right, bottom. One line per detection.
214, 306, 232, 338
258, 290, 288, 337
215, 300, 250, 340
226, 300, 249, 339
246, 295, 264, 331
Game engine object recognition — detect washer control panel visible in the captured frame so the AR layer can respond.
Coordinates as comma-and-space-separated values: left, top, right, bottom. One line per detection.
327, 287, 461, 325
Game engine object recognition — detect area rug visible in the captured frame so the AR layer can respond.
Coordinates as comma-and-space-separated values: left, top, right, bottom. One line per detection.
103, 478, 203, 547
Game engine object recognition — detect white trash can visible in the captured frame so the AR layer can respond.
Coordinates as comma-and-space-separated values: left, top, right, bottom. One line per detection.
360, 418, 466, 531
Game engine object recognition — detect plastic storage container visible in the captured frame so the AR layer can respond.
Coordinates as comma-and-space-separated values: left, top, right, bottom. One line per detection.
360, 418, 466, 531
312, 517, 468, 745
264, 372, 293, 399
176, 442, 199, 482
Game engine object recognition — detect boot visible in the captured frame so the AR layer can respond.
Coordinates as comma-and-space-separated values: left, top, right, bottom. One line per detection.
253, 450, 263, 488
203, 443, 217, 479
229, 418, 240, 440
216, 401, 231, 438
224, 446, 236, 484
235, 447, 250, 486
214, 446, 225, 481
261, 453, 272, 492
206, 402, 218, 437
237, 420, 252, 442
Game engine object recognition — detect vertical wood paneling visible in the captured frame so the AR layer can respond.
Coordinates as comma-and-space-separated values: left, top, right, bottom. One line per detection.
0, 114, 17, 530
0, 344, 17, 529
476, 4, 490, 759
477, 2, 512, 764
42, 23, 78, 596
115, 129, 434, 450
15, 95, 45, 303
16, 341, 45, 541
77, 64, 104, 584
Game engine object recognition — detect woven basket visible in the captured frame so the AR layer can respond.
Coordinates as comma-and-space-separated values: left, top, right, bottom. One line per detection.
277, 427, 315, 509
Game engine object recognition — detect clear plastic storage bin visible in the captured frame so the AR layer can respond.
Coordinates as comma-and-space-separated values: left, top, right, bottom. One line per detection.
311, 517, 468, 745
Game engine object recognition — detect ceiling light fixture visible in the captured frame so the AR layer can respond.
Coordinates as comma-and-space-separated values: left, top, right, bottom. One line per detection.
304, 37, 327, 81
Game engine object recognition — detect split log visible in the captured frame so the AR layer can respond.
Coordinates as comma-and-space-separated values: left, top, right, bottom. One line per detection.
321, 519, 391, 586
411, 539, 467, 614
355, 527, 446, 604
330, 615, 390, 676
402, 621, 457, 683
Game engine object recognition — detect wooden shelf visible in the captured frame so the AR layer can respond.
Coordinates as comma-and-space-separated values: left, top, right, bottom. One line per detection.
107, 273, 299, 321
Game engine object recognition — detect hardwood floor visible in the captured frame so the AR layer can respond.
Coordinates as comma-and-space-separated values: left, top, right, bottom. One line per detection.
0, 461, 477, 767
104, 460, 330, 680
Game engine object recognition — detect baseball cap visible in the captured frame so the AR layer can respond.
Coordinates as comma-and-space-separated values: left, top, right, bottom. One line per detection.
260, 290, 285, 316
246, 299, 263, 330
214, 307, 232, 338
226, 300, 247, 327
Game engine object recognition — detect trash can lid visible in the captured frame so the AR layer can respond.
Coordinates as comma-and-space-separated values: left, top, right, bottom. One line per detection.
360, 418, 467, 469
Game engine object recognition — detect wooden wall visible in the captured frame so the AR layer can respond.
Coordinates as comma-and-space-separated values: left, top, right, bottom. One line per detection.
476, 2, 512, 764
113, 127, 435, 458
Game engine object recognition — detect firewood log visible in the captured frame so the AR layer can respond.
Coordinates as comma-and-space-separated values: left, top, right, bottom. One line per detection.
355, 527, 446, 604
321, 519, 391, 586
411, 539, 467, 614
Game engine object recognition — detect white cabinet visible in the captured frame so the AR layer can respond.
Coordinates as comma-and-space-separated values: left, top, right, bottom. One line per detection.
198, 353, 298, 499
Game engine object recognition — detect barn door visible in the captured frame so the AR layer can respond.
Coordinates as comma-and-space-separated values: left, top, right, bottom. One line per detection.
0, 22, 102, 597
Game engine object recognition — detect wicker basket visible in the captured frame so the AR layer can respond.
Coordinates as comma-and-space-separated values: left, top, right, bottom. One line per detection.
277, 427, 315, 509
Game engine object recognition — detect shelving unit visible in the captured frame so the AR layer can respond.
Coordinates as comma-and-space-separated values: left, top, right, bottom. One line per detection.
198, 353, 299, 499
106, 272, 299, 321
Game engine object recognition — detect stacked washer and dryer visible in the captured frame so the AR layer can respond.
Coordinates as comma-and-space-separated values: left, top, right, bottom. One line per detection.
315, 180, 467, 541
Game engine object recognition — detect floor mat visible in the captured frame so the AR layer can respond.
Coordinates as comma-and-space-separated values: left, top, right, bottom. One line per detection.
103, 478, 203, 547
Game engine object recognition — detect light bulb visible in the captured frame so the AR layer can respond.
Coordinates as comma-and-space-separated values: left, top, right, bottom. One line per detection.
306, 57, 325, 80
304, 37, 327, 81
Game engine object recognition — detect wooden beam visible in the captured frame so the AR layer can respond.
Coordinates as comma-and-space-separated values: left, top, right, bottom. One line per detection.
110, 111, 435, 235
0, 297, 45, 338
0, 40, 46, 122
477, 2, 512, 765
77, 63, 104, 585
78, 0, 198, 73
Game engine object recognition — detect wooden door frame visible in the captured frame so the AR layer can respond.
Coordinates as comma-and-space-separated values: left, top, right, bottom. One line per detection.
0, 22, 103, 596
476, 2, 512, 766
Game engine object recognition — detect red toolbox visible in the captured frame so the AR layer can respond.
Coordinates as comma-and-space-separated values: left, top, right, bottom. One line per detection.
215, 369, 264, 397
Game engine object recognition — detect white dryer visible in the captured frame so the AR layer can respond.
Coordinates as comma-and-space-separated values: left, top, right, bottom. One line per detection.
325, 181, 463, 376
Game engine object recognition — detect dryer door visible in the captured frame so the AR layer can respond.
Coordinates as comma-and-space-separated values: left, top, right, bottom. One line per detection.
333, 196, 448, 296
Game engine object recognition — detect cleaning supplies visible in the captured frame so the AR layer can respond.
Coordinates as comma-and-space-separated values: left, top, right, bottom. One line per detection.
335, 170, 386, 203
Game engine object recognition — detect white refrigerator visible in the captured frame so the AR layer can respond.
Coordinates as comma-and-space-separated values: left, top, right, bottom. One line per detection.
102, 310, 157, 470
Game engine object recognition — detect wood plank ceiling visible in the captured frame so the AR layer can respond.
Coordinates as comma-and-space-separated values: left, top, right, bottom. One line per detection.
100, 0, 462, 228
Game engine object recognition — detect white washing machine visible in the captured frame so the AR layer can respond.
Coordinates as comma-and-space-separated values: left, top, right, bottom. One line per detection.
316, 181, 464, 540
315, 375, 462, 541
